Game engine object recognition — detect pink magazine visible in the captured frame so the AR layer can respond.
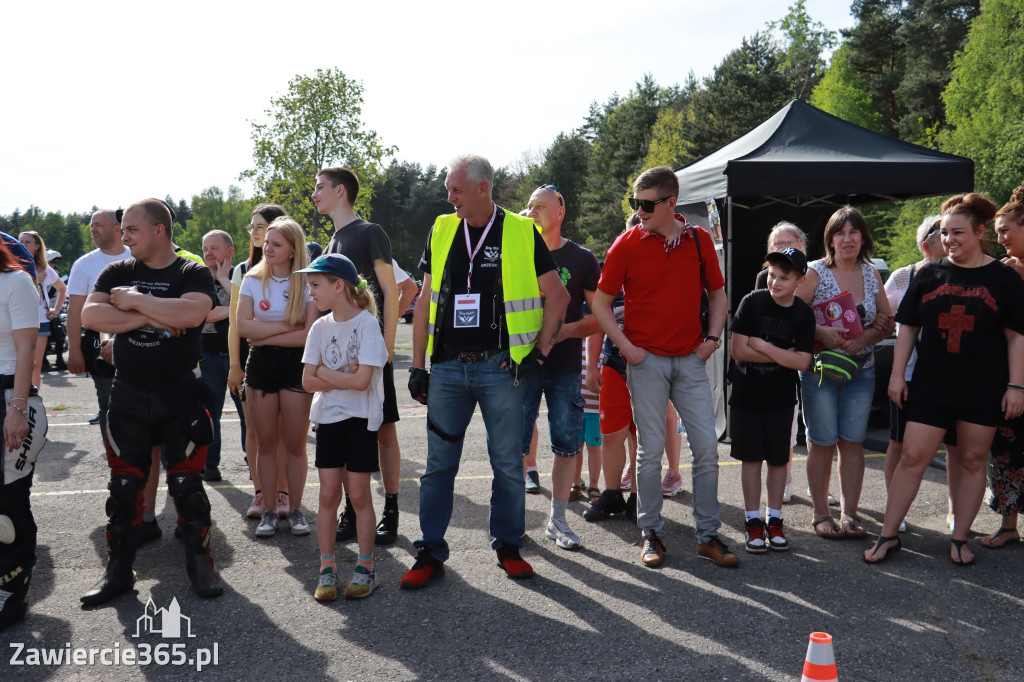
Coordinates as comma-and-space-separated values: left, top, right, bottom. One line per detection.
811, 291, 864, 352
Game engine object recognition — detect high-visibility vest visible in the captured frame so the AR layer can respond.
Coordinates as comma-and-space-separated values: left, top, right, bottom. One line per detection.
427, 209, 543, 364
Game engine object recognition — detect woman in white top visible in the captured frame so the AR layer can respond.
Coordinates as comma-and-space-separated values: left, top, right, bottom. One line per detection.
0, 239, 41, 630
18, 232, 66, 390
237, 218, 318, 538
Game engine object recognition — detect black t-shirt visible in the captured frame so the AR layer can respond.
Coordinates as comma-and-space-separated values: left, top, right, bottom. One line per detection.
419, 208, 556, 355
754, 268, 769, 291
897, 258, 1024, 409
729, 289, 815, 410
202, 271, 232, 355
546, 240, 601, 372
93, 256, 217, 385
326, 218, 393, 326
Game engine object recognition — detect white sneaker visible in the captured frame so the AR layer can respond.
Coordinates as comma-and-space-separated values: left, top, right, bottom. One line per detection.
898, 521, 907, 533
806, 487, 838, 505
288, 509, 311, 536
782, 480, 792, 504
255, 510, 279, 537
546, 516, 582, 550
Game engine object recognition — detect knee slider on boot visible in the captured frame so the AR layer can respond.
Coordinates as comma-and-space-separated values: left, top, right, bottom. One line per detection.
0, 515, 15, 545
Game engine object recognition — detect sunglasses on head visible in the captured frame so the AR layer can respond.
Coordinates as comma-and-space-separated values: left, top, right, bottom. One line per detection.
628, 196, 674, 213
537, 184, 564, 206
926, 220, 941, 239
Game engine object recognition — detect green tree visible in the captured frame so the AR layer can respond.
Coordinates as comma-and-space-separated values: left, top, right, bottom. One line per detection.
241, 68, 397, 242
810, 43, 884, 131
175, 186, 255, 261
367, 162, 451, 272
942, 0, 1024, 200
769, 0, 838, 100
526, 133, 593, 243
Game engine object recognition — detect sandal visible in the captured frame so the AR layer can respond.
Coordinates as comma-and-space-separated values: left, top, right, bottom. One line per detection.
569, 484, 583, 502
841, 514, 868, 539
950, 539, 976, 566
980, 526, 1020, 549
588, 487, 601, 505
812, 516, 845, 539
863, 535, 901, 564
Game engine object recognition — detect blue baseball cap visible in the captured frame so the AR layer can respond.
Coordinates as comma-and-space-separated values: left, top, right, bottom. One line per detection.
295, 253, 359, 284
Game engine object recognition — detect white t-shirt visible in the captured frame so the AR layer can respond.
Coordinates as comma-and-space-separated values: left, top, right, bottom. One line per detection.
67, 247, 133, 296
393, 259, 409, 285
239, 274, 312, 324
1, 270, 40, 373
302, 310, 387, 430
37, 266, 59, 323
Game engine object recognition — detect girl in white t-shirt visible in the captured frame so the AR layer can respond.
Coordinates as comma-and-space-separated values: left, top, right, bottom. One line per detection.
237, 218, 318, 540
298, 253, 387, 601
18, 232, 66, 390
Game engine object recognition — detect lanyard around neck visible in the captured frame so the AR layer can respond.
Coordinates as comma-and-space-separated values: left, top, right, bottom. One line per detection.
463, 203, 498, 293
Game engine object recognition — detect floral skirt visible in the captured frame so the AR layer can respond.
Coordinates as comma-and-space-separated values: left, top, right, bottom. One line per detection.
986, 421, 1024, 515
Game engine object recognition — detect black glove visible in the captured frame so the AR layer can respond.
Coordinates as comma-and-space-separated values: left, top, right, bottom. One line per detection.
511, 347, 546, 376
408, 367, 429, 404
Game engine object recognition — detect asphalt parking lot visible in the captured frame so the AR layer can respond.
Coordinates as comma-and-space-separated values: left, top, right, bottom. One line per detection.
2, 323, 1022, 681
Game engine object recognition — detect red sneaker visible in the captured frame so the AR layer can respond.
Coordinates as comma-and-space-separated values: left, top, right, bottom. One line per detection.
400, 550, 445, 590
496, 546, 534, 579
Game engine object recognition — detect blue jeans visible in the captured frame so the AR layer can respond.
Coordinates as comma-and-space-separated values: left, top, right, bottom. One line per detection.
199, 352, 230, 468
799, 365, 875, 446
520, 368, 584, 458
415, 354, 525, 562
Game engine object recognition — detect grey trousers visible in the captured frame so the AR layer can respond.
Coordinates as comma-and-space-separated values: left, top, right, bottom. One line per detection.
626, 352, 721, 542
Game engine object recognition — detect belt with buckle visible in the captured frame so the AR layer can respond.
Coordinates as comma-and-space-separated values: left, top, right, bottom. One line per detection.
447, 349, 500, 364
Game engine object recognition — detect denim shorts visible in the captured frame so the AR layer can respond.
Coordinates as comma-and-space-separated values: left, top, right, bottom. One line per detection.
521, 368, 584, 458
799, 364, 875, 446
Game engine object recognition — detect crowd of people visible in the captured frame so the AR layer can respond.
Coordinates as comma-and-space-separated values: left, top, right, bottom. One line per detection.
2, 153, 1024, 628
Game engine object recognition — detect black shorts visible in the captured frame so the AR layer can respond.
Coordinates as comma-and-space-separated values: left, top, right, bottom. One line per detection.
903, 392, 1002, 431
244, 345, 305, 394
729, 406, 794, 467
889, 397, 958, 446
382, 361, 399, 424
315, 418, 380, 472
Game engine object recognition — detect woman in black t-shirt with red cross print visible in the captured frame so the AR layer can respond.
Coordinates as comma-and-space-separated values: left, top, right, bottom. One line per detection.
867, 193, 1024, 566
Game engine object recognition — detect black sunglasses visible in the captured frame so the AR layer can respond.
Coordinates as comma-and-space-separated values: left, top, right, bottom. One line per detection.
537, 184, 564, 206
628, 196, 674, 213
926, 220, 941, 239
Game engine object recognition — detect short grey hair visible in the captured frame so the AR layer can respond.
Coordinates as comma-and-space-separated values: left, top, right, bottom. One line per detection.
203, 229, 234, 249
448, 154, 493, 192
915, 214, 942, 250
767, 221, 808, 252
93, 209, 120, 225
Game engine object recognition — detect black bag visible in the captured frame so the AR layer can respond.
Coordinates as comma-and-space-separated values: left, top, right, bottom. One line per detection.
692, 227, 711, 337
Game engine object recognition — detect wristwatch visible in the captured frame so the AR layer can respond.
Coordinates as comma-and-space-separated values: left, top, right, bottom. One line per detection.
705, 335, 721, 349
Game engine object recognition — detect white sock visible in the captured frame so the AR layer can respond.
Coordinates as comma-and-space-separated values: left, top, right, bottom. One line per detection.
768, 508, 782, 520
527, 466, 538, 473
745, 510, 761, 522
550, 498, 567, 520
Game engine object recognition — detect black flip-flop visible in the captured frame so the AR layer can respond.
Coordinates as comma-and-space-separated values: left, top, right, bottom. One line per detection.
980, 526, 1020, 549
864, 535, 901, 564
950, 539, 976, 566
813, 516, 845, 539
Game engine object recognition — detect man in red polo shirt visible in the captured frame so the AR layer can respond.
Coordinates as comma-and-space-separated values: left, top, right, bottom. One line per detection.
592, 166, 738, 569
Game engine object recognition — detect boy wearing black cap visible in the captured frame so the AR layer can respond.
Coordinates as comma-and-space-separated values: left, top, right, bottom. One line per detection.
729, 247, 815, 553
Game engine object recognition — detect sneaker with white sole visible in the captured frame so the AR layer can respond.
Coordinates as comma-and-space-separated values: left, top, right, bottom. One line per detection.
898, 520, 907, 533
807, 487, 838, 506
314, 568, 337, 602
620, 464, 633, 491
546, 516, 582, 550
288, 509, 311, 536
276, 491, 289, 518
246, 491, 264, 519
766, 517, 789, 551
661, 469, 683, 497
344, 565, 377, 599
255, 510, 279, 537
782, 480, 792, 504
744, 518, 767, 554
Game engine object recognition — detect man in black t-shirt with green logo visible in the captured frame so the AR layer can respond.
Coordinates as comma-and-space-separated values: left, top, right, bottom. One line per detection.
80, 199, 222, 605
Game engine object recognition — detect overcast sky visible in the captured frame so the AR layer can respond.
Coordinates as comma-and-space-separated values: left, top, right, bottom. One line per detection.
0, 0, 855, 215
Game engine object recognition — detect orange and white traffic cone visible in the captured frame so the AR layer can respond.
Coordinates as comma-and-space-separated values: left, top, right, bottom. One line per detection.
801, 631, 838, 682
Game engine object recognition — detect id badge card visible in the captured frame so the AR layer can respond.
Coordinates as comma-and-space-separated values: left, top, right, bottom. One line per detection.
454, 294, 481, 328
